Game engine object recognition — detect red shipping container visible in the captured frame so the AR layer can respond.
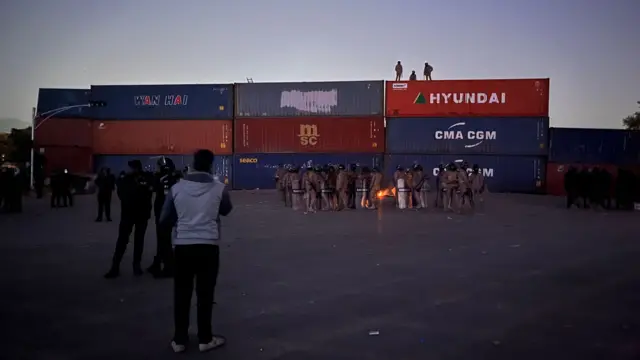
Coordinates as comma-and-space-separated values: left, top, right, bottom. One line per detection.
92, 120, 233, 155
386, 79, 550, 118
37, 146, 93, 176
546, 162, 619, 196
34, 118, 93, 148
234, 117, 384, 154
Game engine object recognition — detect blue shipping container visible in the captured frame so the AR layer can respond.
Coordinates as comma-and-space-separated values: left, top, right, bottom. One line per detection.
549, 127, 637, 164
93, 154, 232, 186
235, 81, 384, 118
36, 88, 91, 119
623, 131, 640, 164
384, 154, 546, 194
233, 153, 383, 190
386, 117, 549, 155
90, 84, 233, 120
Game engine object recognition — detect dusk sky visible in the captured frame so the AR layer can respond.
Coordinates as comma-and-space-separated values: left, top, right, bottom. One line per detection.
1, 0, 638, 131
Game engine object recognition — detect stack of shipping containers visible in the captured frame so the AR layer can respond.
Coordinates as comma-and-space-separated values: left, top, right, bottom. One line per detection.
89, 84, 234, 184
384, 79, 550, 193
34, 88, 93, 175
546, 128, 640, 195
232, 81, 385, 189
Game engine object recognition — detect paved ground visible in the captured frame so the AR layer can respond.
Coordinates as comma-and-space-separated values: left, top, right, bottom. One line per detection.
1, 191, 639, 360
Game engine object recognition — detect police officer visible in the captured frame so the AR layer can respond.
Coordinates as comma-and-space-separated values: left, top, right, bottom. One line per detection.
95, 167, 116, 221
147, 157, 180, 278
104, 160, 154, 278
62, 169, 74, 207
347, 164, 357, 209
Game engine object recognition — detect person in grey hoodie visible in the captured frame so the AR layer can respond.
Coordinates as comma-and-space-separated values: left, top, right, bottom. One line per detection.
159, 149, 233, 354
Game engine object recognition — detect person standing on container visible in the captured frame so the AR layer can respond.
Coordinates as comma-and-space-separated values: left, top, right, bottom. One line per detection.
409, 71, 417, 81
159, 149, 232, 353
395, 61, 403, 81
424, 62, 433, 80
104, 160, 153, 278
95, 167, 116, 222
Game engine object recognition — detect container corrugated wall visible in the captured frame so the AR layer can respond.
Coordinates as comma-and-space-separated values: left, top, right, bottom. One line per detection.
92, 120, 233, 155
384, 154, 545, 194
93, 154, 232, 185
38, 146, 93, 175
234, 117, 384, 154
36, 88, 91, 118
232, 153, 383, 190
385, 79, 550, 118
386, 117, 548, 155
90, 84, 233, 120
549, 128, 634, 164
235, 81, 384, 118
34, 118, 93, 148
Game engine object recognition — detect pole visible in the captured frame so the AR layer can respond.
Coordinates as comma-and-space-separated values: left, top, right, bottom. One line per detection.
29, 103, 90, 190
30, 107, 36, 190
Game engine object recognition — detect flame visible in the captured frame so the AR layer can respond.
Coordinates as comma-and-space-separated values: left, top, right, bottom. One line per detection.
377, 188, 396, 198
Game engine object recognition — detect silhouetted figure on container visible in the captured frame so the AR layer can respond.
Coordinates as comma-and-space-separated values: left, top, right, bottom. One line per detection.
564, 166, 579, 208
95, 167, 116, 221
409, 71, 417, 81
395, 61, 403, 81
424, 62, 433, 80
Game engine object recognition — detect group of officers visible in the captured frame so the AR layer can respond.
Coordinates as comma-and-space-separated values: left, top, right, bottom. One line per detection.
98, 157, 184, 279
274, 161, 486, 213
0, 164, 23, 212
564, 166, 638, 210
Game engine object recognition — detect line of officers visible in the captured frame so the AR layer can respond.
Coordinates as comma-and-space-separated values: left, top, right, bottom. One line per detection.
273, 161, 486, 213
564, 166, 638, 210
100, 158, 185, 279
0, 165, 23, 213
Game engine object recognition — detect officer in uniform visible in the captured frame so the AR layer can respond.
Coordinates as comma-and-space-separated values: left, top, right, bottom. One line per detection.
147, 157, 180, 278
105, 160, 154, 279
347, 164, 357, 209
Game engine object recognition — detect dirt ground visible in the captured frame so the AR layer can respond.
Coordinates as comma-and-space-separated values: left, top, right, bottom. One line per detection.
1, 191, 639, 360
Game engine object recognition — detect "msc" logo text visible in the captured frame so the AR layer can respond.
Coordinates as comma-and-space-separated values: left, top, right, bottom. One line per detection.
297, 124, 320, 146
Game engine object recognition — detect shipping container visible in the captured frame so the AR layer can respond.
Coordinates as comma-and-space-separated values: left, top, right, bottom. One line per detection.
386, 117, 548, 155
384, 154, 546, 194
93, 154, 232, 185
385, 79, 550, 118
235, 116, 384, 154
92, 120, 233, 155
90, 84, 233, 120
545, 162, 619, 196
37, 146, 93, 176
549, 127, 635, 164
235, 81, 384, 118
36, 88, 91, 119
34, 118, 92, 148
232, 153, 383, 190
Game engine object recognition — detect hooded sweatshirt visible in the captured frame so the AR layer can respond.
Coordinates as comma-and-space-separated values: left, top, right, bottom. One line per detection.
159, 171, 232, 246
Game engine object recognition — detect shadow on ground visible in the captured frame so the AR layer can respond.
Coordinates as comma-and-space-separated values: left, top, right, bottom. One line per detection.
0, 191, 639, 359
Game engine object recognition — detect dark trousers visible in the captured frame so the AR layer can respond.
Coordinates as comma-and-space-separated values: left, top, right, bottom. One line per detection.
111, 217, 148, 267
51, 190, 64, 207
154, 220, 174, 270
97, 192, 112, 219
64, 190, 73, 207
174, 245, 220, 344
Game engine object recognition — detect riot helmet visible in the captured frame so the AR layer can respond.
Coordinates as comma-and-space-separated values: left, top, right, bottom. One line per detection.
338, 164, 346, 170
396, 165, 404, 171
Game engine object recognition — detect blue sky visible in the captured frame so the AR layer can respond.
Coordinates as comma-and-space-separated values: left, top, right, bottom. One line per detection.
0, 0, 638, 131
